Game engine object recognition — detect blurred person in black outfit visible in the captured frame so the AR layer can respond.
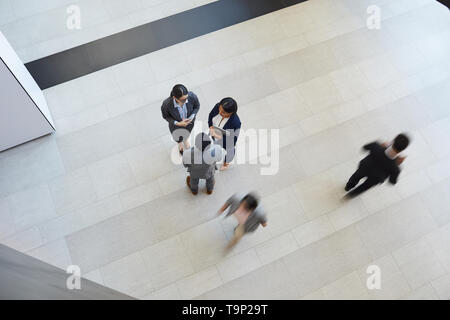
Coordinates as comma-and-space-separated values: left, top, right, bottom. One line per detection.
345, 133, 410, 198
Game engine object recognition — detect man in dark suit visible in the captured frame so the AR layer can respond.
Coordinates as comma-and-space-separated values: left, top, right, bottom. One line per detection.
161, 84, 200, 155
345, 133, 410, 198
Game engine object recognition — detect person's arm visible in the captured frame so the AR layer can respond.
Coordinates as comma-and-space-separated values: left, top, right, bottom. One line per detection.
189, 92, 200, 119
223, 121, 241, 163
208, 104, 219, 128
217, 203, 229, 216
362, 142, 379, 152
217, 194, 235, 216
162, 101, 190, 127
388, 167, 400, 185
182, 150, 191, 168
232, 124, 241, 147
161, 102, 177, 125
396, 155, 407, 165
260, 214, 268, 227
212, 145, 226, 162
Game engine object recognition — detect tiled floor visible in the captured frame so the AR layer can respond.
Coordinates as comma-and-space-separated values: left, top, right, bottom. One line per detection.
1, 0, 450, 300
0, 0, 218, 63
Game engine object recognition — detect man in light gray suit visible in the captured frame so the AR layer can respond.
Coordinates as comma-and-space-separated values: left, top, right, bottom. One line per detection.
183, 132, 225, 195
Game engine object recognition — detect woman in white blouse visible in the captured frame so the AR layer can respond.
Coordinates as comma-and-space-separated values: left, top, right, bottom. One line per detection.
208, 97, 241, 171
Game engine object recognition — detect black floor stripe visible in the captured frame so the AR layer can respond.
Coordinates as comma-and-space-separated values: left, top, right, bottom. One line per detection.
25, 0, 308, 89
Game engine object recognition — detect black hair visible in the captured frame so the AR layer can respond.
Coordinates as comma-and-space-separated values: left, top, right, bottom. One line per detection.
241, 193, 259, 211
200, 133, 211, 151
393, 133, 410, 152
220, 97, 238, 114
171, 84, 188, 99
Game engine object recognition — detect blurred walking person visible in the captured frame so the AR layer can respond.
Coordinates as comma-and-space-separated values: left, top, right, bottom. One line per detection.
345, 133, 410, 198
217, 192, 267, 253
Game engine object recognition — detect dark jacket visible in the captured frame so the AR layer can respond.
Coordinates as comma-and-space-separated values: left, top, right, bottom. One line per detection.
208, 103, 241, 162
359, 142, 401, 184
161, 91, 200, 135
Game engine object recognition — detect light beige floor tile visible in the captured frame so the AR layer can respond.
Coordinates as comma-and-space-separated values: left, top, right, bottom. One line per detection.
293, 172, 341, 219
393, 238, 446, 290
420, 178, 450, 226
217, 249, 262, 283
1, 227, 43, 252
356, 195, 438, 259
395, 170, 432, 199
48, 167, 98, 216
299, 111, 336, 136
0, 197, 15, 240
358, 255, 412, 300
401, 283, 440, 300
100, 252, 153, 298
147, 46, 192, 82
55, 104, 110, 137
299, 289, 327, 300
431, 274, 450, 300
297, 74, 343, 113
57, 113, 143, 171
292, 215, 335, 248
118, 180, 162, 212
141, 236, 195, 291
426, 156, 450, 184
262, 187, 308, 237
7, 183, 57, 232
146, 189, 216, 241
179, 220, 228, 272
330, 65, 372, 101
123, 140, 176, 185
322, 271, 370, 300
110, 56, 157, 94
88, 153, 137, 200
331, 98, 368, 124
327, 198, 369, 231
27, 238, 72, 270
141, 284, 181, 300
66, 205, 158, 273
255, 232, 299, 265
84, 269, 104, 286
283, 226, 371, 297
197, 260, 299, 300
425, 223, 450, 272
176, 266, 223, 300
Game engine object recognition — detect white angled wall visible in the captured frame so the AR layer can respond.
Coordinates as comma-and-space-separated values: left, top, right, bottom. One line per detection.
0, 31, 54, 152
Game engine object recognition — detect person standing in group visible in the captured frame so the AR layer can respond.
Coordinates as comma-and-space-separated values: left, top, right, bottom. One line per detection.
161, 84, 200, 155
183, 132, 225, 195
344, 133, 410, 198
208, 97, 241, 171
217, 192, 267, 253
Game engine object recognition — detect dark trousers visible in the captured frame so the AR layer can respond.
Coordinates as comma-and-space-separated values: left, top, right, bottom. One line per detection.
345, 166, 381, 197
190, 176, 215, 193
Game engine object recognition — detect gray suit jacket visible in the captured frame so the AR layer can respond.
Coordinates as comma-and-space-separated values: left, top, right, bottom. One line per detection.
183, 144, 224, 179
161, 91, 200, 135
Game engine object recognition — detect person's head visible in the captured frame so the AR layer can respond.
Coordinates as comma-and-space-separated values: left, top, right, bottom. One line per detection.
392, 133, 410, 153
240, 193, 259, 212
219, 97, 238, 118
171, 84, 189, 104
194, 132, 212, 151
